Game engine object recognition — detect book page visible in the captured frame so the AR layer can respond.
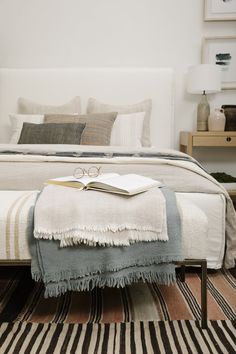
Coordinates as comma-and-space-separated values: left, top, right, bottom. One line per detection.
89, 174, 161, 194
50, 173, 119, 187
46, 176, 84, 189
78, 173, 119, 186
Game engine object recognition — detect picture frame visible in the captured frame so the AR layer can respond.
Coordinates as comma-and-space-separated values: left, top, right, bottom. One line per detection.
202, 36, 236, 90
204, 0, 236, 21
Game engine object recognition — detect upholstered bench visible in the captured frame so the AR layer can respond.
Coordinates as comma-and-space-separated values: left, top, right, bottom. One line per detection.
0, 190, 39, 262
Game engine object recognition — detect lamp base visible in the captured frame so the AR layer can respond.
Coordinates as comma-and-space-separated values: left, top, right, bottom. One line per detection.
197, 93, 210, 131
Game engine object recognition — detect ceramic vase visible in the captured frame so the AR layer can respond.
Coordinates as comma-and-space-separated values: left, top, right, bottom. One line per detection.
208, 108, 226, 131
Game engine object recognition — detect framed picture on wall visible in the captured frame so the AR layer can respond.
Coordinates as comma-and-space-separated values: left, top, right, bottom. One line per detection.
202, 36, 236, 90
204, 0, 236, 21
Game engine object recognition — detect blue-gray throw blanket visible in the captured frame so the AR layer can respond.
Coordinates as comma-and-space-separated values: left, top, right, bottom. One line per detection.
30, 187, 183, 297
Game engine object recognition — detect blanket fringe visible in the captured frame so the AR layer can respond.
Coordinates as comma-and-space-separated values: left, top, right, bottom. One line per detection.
44, 270, 177, 298
34, 224, 162, 235
31, 255, 183, 283
31, 271, 41, 282
60, 232, 168, 247
34, 228, 168, 247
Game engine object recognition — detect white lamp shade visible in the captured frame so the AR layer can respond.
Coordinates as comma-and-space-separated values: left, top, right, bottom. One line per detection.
187, 64, 221, 94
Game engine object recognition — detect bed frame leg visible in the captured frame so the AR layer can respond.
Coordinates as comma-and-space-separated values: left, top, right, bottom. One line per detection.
201, 259, 208, 329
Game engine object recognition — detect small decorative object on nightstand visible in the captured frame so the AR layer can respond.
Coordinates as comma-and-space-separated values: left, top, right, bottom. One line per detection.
208, 108, 226, 131
222, 105, 236, 131
187, 64, 221, 131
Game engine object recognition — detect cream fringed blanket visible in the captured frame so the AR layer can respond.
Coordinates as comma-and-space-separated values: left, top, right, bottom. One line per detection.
34, 185, 167, 246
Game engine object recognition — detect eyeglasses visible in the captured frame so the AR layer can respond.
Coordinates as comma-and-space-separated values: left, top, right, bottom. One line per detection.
73, 166, 101, 179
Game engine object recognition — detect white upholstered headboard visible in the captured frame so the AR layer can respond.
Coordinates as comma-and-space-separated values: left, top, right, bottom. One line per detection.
0, 68, 174, 147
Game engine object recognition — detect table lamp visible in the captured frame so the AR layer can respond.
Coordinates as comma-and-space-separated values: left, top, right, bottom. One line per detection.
187, 64, 221, 131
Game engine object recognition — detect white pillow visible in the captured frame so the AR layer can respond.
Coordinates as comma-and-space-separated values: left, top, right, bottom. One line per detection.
110, 112, 145, 147
9, 114, 44, 144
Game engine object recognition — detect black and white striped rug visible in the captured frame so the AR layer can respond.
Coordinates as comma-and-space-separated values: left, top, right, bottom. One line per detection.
0, 320, 235, 354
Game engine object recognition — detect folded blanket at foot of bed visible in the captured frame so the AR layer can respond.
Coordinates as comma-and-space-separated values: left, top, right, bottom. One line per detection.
33, 185, 168, 246
31, 187, 183, 298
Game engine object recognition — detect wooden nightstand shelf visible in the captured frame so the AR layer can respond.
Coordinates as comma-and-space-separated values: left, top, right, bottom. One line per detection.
180, 131, 236, 197
180, 131, 236, 156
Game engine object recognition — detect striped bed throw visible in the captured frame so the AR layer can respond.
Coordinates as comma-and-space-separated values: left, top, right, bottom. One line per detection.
0, 191, 39, 260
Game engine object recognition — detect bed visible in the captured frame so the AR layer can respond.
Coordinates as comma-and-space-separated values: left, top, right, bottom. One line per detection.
0, 67, 235, 274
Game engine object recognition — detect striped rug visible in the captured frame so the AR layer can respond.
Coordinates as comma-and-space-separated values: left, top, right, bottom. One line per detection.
0, 320, 235, 353
0, 267, 235, 323
0, 267, 236, 354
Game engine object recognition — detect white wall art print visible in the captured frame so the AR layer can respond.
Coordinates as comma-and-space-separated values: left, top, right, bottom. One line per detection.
204, 0, 236, 20
202, 37, 236, 90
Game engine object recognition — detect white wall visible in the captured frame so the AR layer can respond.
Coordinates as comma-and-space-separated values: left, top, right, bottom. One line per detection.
0, 0, 235, 174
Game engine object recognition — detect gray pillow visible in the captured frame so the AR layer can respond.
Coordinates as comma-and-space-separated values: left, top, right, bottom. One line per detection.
18, 122, 85, 144
87, 97, 152, 147
44, 112, 117, 145
18, 97, 81, 114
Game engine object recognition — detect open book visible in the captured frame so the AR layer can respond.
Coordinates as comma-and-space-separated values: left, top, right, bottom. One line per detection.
46, 173, 162, 196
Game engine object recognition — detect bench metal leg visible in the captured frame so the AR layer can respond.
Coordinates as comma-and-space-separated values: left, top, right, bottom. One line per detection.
175, 259, 208, 329
201, 259, 208, 329
180, 265, 186, 282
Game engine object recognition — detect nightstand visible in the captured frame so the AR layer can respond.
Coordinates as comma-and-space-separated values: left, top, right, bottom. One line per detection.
179, 131, 236, 197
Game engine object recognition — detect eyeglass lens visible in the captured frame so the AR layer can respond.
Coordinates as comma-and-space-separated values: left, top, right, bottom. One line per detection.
74, 166, 101, 178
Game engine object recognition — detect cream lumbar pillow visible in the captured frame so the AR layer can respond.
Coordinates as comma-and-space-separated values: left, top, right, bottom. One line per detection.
9, 114, 44, 144
110, 112, 145, 147
18, 96, 81, 115
87, 97, 152, 147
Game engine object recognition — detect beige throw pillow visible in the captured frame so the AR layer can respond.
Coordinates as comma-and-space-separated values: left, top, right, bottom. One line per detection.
87, 98, 152, 147
18, 96, 81, 114
44, 112, 117, 145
